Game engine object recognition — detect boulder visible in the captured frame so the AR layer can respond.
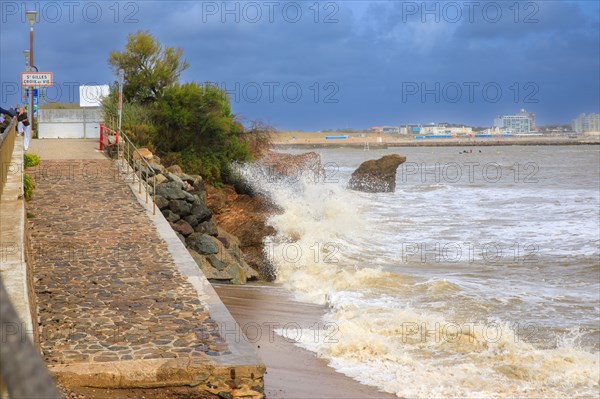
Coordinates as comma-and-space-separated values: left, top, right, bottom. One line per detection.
135, 163, 156, 179
207, 254, 226, 271
183, 214, 199, 228
165, 172, 184, 187
166, 165, 182, 174
348, 154, 406, 193
195, 220, 218, 236
187, 244, 258, 284
171, 220, 194, 236
260, 152, 324, 182
191, 200, 212, 223
154, 195, 170, 210
151, 174, 168, 187
169, 199, 192, 216
217, 227, 241, 248
134, 148, 153, 162
149, 162, 165, 174
155, 181, 185, 200
229, 263, 247, 285
162, 209, 180, 223
182, 191, 196, 203
186, 233, 219, 255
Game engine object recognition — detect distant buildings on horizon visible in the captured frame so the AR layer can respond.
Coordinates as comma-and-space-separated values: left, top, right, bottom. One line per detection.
366, 109, 599, 136
572, 113, 600, 135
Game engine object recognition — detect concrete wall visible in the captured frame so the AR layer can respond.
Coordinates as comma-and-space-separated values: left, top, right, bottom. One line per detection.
38, 108, 103, 139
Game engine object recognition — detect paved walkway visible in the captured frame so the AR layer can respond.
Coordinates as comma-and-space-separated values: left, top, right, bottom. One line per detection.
27, 138, 106, 160
25, 140, 264, 396
28, 159, 228, 363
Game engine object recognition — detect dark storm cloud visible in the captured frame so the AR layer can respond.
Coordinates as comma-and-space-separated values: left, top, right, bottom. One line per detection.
1, 0, 598, 129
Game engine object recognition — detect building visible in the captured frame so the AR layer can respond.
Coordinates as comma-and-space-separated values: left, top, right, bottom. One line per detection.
381, 126, 400, 134
493, 109, 535, 134
572, 113, 600, 135
417, 124, 472, 136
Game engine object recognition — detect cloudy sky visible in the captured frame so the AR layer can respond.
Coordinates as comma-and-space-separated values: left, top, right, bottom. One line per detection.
1, 0, 598, 130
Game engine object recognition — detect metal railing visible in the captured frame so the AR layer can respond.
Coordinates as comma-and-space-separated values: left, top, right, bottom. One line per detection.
0, 117, 17, 200
103, 126, 156, 215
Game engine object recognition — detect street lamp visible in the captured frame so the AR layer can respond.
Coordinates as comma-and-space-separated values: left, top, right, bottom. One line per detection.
23, 50, 30, 106
25, 10, 37, 132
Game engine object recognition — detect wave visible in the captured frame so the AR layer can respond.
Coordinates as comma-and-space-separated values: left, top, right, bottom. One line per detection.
236, 161, 600, 398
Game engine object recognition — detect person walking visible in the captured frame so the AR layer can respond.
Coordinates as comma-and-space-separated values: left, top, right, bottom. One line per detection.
17, 106, 32, 150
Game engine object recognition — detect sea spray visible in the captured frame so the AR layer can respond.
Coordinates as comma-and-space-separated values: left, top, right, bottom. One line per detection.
234, 150, 600, 398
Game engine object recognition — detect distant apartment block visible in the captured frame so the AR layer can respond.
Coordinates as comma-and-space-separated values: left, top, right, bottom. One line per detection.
419, 125, 472, 135
494, 109, 535, 133
572, 113, 600, 134
375, 124, 472, 135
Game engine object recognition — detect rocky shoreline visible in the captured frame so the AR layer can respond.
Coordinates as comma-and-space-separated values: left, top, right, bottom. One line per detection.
129, 149, 332, 284
131, 149, 260, 285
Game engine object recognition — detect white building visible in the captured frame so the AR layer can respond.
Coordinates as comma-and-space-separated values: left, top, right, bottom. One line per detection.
572, 113, 600, 135
494, 109, 535, 134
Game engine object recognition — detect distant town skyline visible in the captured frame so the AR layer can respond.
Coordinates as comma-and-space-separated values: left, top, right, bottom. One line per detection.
1, 1, 599, 130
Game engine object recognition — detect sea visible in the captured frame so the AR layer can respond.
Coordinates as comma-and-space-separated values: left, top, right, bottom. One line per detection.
238, 145, 600, 398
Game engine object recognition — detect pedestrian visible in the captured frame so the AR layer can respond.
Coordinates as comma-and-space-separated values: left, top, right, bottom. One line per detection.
16, 107, 25, 136
16, 106, 32, 150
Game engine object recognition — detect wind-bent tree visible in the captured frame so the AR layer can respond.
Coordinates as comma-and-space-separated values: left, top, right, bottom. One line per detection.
109, 31, 189, 104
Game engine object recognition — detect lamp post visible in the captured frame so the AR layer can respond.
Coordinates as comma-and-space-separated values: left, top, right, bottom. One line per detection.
22, 50, 30, 104
25, 10, 37, 132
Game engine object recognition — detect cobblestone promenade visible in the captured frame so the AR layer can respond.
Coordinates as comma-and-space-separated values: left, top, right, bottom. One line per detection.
27, 160, 229, 365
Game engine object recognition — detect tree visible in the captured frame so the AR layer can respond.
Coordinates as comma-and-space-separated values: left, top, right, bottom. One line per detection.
109, 31, 189, 104
153, 83, 252, 182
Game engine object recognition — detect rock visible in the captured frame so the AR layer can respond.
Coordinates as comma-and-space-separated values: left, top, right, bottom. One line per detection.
136, 163, 156, 179
191, 201, 212, 223
154, 195, 169, 210
149, 162, 165, 174
153, 155, 161, 164
217, 227, 241, 248
348, 154, 407, 193
166, 165, 182, 174
182, 191, 196, 203
155, 181, 185, 200
260, 152, 324, 182
183, 214, 199, 227
179, 173, 195, 185
186, 233, 219, 255
195, 220, 218, 236
162, 209, 180, 223
187, 236, 258, 284
134, 147, 153, 161
165, 172, 184, 187
207, 185, 278, 280
169, 199, 192, 216
229, 263, 247, 285
151, 174, 168, 187
207, 254, 226, 271
176, 233, 186, 244
188, 250, 226, 281
171, 220, 194, 236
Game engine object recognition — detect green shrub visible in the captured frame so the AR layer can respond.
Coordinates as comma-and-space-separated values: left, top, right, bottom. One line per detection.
23, 173, 35, 200
152, 83, 252, 184
24, 153, 40, 168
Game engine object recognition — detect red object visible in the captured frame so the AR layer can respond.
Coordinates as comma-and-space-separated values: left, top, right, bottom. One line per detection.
99, 123, 104, 150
